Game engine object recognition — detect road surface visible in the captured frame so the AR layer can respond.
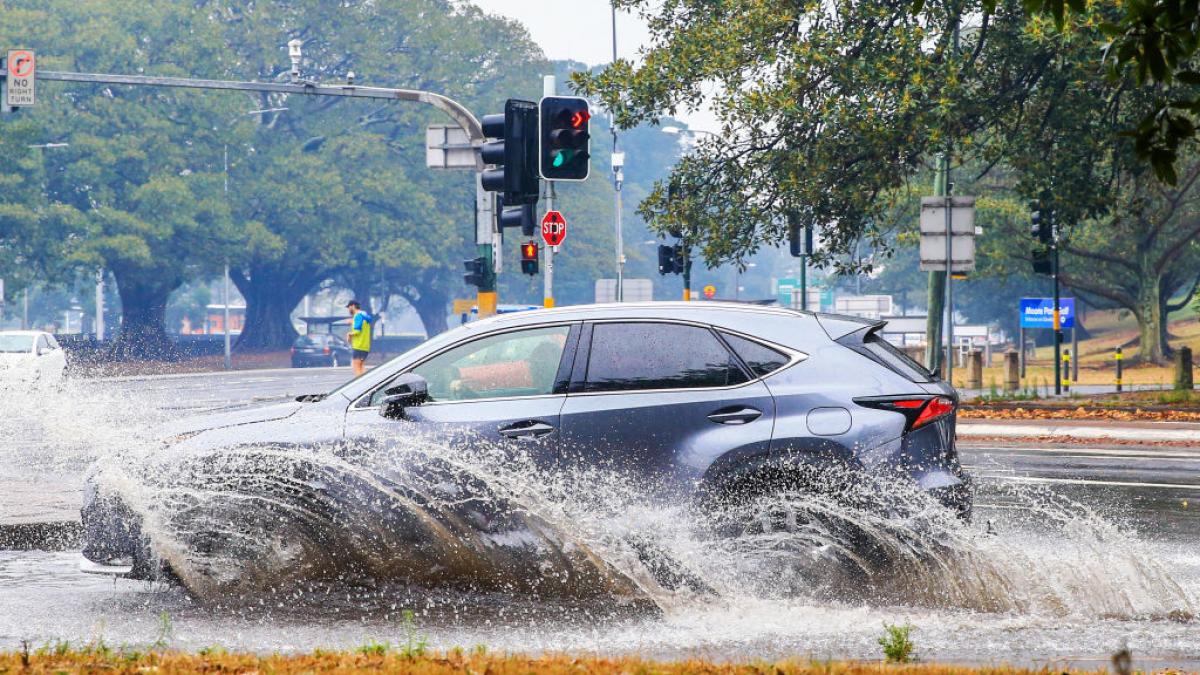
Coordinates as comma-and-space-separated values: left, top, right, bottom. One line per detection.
0, 367, 1196, 668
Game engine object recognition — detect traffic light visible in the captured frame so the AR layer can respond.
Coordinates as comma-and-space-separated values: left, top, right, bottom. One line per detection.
539, 96, 591, 181
520, 241, 539, 276
481, 99, 540, 206
498, 199, 537, 237
788, 219, 813, 257
463, 256, 487, 287
657, 244, 685, 275
1030, 201, 1053, 275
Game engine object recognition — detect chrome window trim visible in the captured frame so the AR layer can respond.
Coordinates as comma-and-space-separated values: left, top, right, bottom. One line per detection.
352, 321, 578, 410
571, 318, 808, 397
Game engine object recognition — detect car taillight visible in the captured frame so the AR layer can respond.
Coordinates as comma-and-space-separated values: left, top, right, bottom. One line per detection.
323, 346, 331, 354
854, 395, 956, 432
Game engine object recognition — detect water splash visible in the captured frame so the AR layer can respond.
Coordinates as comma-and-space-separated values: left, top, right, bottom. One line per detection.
88, 429, 1196, 623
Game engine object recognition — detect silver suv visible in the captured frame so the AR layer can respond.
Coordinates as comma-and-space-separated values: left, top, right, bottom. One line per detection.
82, 302, 970, 579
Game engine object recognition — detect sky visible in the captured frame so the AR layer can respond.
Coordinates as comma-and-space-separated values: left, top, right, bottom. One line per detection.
468, 0, 719, 131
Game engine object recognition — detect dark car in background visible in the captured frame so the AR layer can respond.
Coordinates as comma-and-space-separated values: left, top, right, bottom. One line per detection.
290, 333, 353, 368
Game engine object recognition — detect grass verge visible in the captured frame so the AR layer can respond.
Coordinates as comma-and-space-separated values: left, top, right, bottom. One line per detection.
0, 647, 1118, 674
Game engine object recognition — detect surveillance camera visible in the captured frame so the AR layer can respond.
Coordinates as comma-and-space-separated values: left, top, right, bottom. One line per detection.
288, 39, 303, 60
612, 151, 625, 170
346, 71, 356, 85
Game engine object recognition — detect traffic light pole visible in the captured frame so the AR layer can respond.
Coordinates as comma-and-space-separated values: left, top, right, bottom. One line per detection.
475, 174, 498, 317
1053, 217, 1062, 395
544, 181, 556, 308
543, 75, 556, 309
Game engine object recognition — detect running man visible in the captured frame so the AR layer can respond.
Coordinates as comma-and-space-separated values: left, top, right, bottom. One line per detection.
345, 300, 373, 376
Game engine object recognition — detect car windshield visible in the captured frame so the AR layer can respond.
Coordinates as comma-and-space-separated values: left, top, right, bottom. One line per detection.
0, 335, 34, 353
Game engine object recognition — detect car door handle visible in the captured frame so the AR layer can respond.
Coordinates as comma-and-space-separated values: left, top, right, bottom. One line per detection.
498, 420, 556, 439
707, 406, 762, 425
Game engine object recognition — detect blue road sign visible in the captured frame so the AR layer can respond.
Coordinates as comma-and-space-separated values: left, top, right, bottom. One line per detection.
1020, 297, 1075, 329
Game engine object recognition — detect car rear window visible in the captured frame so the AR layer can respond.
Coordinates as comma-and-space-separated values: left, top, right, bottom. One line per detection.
296, 336, 324, 347
719, 332, 790, 378
852, 330, 934, 383
584, 322, 748, 392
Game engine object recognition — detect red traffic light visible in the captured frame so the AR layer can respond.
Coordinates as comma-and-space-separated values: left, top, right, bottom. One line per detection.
569, 110, 590, 128
520, 241, 539, 276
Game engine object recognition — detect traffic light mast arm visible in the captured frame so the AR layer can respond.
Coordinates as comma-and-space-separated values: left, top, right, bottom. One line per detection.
35, 69, 486, 161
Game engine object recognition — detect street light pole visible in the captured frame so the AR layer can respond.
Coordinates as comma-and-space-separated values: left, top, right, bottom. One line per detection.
223, 144, 232, 371
611, 4, 626, 302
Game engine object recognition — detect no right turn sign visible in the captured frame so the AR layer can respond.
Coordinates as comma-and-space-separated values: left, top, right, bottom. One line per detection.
6, 50, 36, 107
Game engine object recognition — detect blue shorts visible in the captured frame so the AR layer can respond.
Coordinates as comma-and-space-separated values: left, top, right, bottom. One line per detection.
352, 349, 369, 361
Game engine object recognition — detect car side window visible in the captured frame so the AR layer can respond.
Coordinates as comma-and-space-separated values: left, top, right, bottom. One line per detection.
35, 335, 49, 353
370, 325, 571, 405
720, 332, 790, 378
583, 322, 748, 393
45, 335, 59, 350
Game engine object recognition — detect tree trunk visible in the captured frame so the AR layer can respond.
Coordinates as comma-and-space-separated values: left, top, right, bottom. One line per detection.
1136, 281, 1171, 364
404, 282, 450, 337
109, 271, 180, 360
233, 266, 318, 352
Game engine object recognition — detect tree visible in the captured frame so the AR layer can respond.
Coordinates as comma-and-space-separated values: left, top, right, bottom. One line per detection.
1020, 0, 1200, 183
0, 0, 242, 357
573, 0, 1059, 270
202, 0, 552, 349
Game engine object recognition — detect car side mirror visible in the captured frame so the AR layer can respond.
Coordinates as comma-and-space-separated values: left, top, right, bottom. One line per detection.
378, 373, 430, 419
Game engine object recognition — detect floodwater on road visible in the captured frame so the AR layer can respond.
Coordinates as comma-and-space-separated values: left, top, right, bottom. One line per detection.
0, 373, 1197, 668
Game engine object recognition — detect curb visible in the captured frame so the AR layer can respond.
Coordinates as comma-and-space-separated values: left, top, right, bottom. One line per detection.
957, 422, 1200, 443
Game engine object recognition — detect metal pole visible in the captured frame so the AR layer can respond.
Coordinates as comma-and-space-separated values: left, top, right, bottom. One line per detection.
611, 4, 625, 301
1115, 347, 1123, 392
800, 256, 808, 310
944, 161, 954, 387
1052, 215, 1062, 395
1072, 324, 1079, 384
223, 263, 232, 370
545, 182, 556, 308
682, 252, 692, 301
222, 144, 232, 370
95, 268, 105, 341
22, 287, 28, 330
1019, 325, 1026, 378
543, 75, 556, 308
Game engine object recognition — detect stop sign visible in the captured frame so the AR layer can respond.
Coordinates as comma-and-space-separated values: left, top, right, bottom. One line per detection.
541, 210, 567, 247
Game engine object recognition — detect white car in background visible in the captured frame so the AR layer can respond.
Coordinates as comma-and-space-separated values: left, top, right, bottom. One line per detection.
0, 331, 67, 387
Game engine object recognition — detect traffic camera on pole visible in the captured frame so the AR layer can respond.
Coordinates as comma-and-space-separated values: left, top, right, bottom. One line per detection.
520, 241, 539, 276
539, 96, 591, 181
482, 99, 540, 234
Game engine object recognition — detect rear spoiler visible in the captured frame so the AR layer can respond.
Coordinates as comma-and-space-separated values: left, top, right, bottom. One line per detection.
814, 313, 885, 341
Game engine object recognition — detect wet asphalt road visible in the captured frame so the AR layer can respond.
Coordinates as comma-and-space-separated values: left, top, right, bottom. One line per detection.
0, 367, 1197, 666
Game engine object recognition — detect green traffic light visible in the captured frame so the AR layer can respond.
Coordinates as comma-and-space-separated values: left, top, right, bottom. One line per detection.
553, 151, 565, 168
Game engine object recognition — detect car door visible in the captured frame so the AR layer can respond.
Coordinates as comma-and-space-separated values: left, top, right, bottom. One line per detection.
344, 322, 579, 463
556, 321, 776, 491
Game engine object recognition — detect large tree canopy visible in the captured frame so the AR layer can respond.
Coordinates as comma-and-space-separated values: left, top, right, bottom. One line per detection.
574, 0, 1058, 270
